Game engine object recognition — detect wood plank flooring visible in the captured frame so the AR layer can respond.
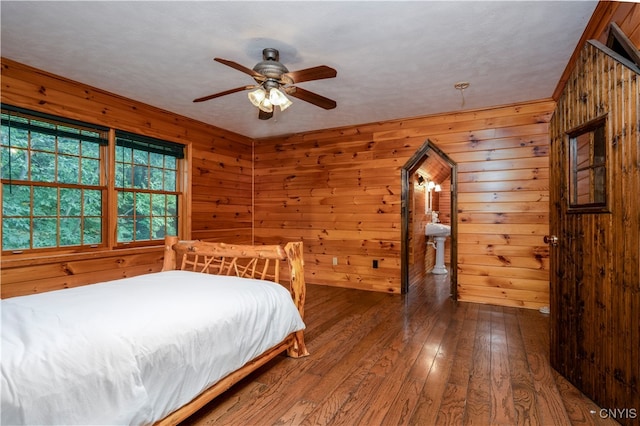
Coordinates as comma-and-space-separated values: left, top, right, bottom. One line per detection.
183, 274, 619, 425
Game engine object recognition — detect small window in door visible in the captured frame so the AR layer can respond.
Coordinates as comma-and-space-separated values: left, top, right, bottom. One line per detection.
567, 117, 607, 211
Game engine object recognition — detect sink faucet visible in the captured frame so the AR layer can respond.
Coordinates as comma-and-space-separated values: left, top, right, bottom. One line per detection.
431, 211, 440, 223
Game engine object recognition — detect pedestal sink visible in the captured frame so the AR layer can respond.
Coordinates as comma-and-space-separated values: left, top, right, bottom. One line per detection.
425, 223, 450, 274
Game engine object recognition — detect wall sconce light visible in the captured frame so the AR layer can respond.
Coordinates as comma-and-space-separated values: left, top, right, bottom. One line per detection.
417, 175, 425, 186
425, 180, 440, 213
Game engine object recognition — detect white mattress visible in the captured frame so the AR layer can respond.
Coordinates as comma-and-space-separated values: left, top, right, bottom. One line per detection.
1, 270, 305, 425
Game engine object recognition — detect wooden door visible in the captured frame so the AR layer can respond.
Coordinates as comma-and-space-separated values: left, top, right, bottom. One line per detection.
548, 117, 611, 395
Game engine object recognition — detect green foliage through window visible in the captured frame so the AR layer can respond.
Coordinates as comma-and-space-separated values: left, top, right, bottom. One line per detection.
115, 131, 181, 243
1, 106, 106, 251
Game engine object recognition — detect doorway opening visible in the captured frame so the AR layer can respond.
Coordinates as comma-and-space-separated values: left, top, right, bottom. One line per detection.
401, 139, 457, 297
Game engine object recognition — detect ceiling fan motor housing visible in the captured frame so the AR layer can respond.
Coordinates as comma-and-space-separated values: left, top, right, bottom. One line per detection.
253, 48, 289, 82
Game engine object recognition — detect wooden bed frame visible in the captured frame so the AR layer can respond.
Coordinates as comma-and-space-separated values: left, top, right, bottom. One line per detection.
156, 236, 309, 425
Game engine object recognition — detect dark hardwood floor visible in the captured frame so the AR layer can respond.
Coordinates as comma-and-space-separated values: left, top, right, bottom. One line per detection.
183, 273, 619, 425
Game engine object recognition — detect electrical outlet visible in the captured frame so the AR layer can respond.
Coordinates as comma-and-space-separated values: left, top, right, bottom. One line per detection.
372, 259, 379, 269
332, 257, 338, 266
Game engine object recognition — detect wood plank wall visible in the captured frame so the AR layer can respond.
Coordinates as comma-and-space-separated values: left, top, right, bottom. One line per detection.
254, 100, 555, 308
549, 41, 640, 425
0, 58, 253, 298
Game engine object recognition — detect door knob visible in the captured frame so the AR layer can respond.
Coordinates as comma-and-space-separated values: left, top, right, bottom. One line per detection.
544, 235, 559, 246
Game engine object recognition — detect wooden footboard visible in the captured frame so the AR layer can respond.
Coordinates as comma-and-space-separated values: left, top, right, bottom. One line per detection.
157, 236, 309, 425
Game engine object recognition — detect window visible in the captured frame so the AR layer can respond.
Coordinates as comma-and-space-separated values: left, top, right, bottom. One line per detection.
1, 105, 185, 254
1, 106, 108, 251
568, 116, 607, 211
115, 131, 183, 244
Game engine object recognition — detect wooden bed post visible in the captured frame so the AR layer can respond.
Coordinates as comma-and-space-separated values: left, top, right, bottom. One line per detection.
162, 235, 179, 271
284, 241, 309, 358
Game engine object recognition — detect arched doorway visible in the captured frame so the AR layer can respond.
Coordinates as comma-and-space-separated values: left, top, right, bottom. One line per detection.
401, 139, 457, 296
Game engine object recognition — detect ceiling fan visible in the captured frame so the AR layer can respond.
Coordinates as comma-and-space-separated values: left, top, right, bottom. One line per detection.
193, 48, 337, 120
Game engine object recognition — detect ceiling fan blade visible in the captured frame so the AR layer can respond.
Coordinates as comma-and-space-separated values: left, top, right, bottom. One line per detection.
282, 65, 337, 84
286, 86, 337, 110
258, 109, 273, 120
193, 85, 255, 103
214, 58, 266, 81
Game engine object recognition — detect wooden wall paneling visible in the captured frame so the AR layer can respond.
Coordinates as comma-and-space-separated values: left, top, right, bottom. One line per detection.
254, 100, 555, 306
0, 247, 163, 298
1, 58, 253, 296
255, 132, 403, 293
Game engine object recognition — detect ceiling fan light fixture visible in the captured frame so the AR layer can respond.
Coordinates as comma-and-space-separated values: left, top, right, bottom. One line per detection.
258, 97, 273, 113
248, 87, 267, 107
269, 87, 292, 111
279, 96, 293, 111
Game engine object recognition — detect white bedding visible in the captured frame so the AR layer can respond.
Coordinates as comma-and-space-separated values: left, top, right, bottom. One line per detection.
1, 270, 305, 425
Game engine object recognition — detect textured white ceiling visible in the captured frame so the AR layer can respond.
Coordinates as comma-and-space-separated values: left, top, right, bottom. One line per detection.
1, 1, 598, 139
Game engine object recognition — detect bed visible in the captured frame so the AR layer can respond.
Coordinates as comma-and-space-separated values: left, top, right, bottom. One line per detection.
1, 235, 309, 425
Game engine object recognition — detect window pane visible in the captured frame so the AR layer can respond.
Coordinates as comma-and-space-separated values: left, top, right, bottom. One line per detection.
150, 152, 163, 167
83, 217, 102, 244
3, 217, 31, 250
84, 190, 102, 216
1, 124, 28, 148
150, 167, 164, 190
118, 191, 133, 216
118, 217, 134, 242
135, 216, 151, 241
81, 158, 100, 185
133, 165, 149, 189
568, 119, 607, 209
30, 130, 55, 152
116, 163, 133, 188
60, 218, 81, 246
151, 193, 165, 216
152, 217, 166, 239
60, 188, 81, 216
57, 137, 79, 155
164, 170, 176, 191
30, 151, 55, 182
593, 166, 606, 204
2, 184, 31, 216
165, 156, 176, 170
575, 169, 590, 204
116, 145, 132, 163
167, 216, 178, 236
136, 192, 151, 216
33, 217, 57, 248
1, 147, 29, 180
167, 195, 177, 215
33, 186, 58, 216
58, 154, 80, 184
83, 141, 100, 159
133, 149, 148, 166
